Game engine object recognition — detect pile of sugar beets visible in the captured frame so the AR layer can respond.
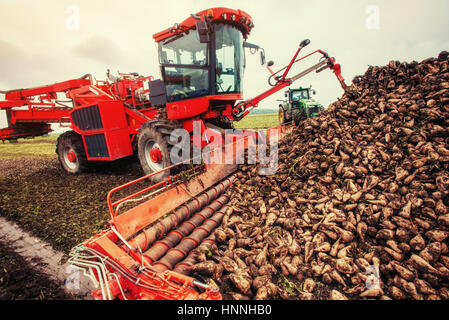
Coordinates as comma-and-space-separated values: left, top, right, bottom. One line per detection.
187, 51, 449, 300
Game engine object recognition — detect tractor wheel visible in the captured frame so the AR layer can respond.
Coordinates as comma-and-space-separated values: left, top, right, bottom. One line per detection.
56, 131, 88, 174
137, 121, 178, 183
278, 108, 286, 124
292, 108, 307, 126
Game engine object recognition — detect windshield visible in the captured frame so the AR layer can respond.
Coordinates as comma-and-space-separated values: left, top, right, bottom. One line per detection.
159, 31, 209, 102
160, 31, 208, 66
158, 24, 244, 102
291, 90, 310, 101
215, 24, 243, 94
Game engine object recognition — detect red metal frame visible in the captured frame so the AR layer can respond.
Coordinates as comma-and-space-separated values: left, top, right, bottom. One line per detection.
0, 125, 51, 141
106, 164, 201, 219
153, 7, 254, 43
0, 73, 158, 156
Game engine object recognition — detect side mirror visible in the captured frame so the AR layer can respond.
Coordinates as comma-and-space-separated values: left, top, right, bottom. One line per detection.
300, 39, 310, 48
260, 51, 266, 65
196, 21, 209, 43
267, 60, 274, 67
243, 42, 260, 50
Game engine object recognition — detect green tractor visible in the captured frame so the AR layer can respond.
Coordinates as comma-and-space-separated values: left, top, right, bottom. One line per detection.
278, 86, 325, 125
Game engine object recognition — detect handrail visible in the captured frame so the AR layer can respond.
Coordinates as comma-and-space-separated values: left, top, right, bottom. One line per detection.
107, 162, 203, 219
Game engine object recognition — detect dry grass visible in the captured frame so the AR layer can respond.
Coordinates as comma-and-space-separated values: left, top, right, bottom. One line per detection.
0, 135, 58, 159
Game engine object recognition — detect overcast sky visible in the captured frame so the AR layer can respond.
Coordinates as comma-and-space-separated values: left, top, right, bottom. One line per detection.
0, 0, 448, 109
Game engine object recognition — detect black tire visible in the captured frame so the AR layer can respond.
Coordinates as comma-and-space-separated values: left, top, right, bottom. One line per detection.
278, 107, 286, 124
137, 121, 177, 183
292, 108, 307, 126
56, 131, 88, 174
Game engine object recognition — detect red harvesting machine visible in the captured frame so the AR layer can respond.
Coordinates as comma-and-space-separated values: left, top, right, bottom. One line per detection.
0, 7, 347, 182
63, 8, 349, 300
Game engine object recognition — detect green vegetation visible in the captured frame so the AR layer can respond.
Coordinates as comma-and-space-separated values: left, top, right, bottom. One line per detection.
233, 113, 279, 130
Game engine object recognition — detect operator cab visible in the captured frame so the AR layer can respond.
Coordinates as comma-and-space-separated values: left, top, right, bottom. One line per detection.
153, 8, 262, 104
159, 24, 244, 102
289, 88, 313, 101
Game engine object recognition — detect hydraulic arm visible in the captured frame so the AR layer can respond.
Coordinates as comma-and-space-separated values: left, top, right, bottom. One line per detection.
232, 39, 348, 120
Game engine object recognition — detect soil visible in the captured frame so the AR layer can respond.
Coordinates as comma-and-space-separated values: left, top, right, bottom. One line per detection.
0, 156, 144, 253
0, 158, 60, 179
0, 154, 149, 299
0, 238, 74, 300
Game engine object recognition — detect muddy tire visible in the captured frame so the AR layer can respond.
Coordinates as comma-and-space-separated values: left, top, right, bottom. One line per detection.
56, 131, 88, 174
137, 121, 177, 183
279, 107, 287, 124
292, 108, 307, 126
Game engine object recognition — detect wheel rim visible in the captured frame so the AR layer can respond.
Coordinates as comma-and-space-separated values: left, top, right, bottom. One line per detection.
144, 140, 164, 172
150, 148, 163, 163
63, 147, 79, 170
67, 151, 77, 163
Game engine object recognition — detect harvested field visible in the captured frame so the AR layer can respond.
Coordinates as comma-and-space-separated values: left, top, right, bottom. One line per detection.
0, 134, 155, 299
0, 238, 74, 300
0, 146, 144, 253
187, 52, 449, 300
0, 158, 60, 179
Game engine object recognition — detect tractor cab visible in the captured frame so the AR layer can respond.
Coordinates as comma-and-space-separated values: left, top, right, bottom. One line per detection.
289, 87, 315, 102
279, 86, 324, 125
152, 8, 264, 119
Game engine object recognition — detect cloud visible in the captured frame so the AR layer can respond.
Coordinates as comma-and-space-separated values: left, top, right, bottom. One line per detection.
0, 40, 28, 86
72, 35, 126, 65
0, 40, 71, 90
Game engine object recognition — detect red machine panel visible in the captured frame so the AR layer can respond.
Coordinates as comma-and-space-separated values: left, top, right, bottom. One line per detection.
70, 101, 133, 161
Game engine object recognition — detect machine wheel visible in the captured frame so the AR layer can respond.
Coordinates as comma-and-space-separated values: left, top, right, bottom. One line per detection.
137, 121, 177, 183
56, 131, 88, 174
278, 107, 286, 124
292, 108, 307, 126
